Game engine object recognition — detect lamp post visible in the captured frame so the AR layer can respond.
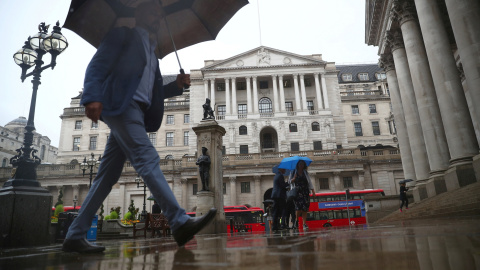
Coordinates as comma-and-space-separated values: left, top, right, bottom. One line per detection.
0, 21, 68, 248
80, 153, 101, 189
135, 174, 148, 221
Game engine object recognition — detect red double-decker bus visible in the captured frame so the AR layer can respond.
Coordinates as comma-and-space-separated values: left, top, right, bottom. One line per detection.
188, 205, 265, 233
304, 189, 385, 229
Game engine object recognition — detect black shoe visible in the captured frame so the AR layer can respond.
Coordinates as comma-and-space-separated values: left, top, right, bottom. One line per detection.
62, 238, 105, 253
173, 208, 217, 247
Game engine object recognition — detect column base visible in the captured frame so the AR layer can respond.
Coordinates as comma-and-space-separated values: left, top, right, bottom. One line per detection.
412, 181, 428, 202
196, 191, 226, 234
425, 174, 447, 198
0, 184, 53, 248
444, 162, 477, 191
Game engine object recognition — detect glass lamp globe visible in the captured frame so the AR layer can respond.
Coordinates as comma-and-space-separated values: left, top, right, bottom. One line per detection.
13, 46, 37, 67
43, 21, 68, 54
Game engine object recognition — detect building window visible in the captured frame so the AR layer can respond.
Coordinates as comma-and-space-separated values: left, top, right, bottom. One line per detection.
369, 104, 377, 114
184, 114, 190, 123
217, 105, 226, 116
166, 132, 174, 146
237, 81, 246, 90
238, 104, 247, 116
166, 115, 174, 124
343, 177, 353, 188
342, 74, 352, 81
358, 73, 369, 81
304, 78, 312, 87
239, 125, 247, 135
319, 178, 329, 190
375, 72, 386, 80
240, 145, 249, 154
193, 184, 198, 195
351, 105, 359, 115
259, 80, 269, 89
312, 122, 320, 131
372, 121, 381, 135
354, 122, 363, 136
184, 131, 189, 146
149, 133, 156, 146
307, 100, 314, 113
89, 136, 97, 150
285, 102, 293, 112
75, 120, 82, 130
241, 182, 251, 193
313, 141, 322, 150
223, 183, 227, 194
217, 82, 225, 91
289, 123, 298, 132
291, 142, 300, 151
91, 121, 98, 129
259, 98, 272, 113
73, 137, 80, 151
283, 79, 292, 88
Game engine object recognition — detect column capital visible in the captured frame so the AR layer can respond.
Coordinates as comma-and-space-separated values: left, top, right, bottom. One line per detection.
229, 176, 236, 183
209, 78, 216, 82
292, 73, 299, 77
313, 72, 319, 76
203, 79, 209, 82
379, 53, 396, 72
391, 0, 417, 26
333, 171, 341, 176
181, 178, 188, 185
252, 76, 257, 80
385, 30, 405, 52
231, 77, 237, 82
299, 73, 305, 77
278, 74, 283, 79
254, 174, 261, 181
224, 77, 231, 81
271, 74, 278, 78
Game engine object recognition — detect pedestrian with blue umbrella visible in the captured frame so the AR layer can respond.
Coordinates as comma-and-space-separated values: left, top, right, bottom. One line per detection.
271, 165, 289, 231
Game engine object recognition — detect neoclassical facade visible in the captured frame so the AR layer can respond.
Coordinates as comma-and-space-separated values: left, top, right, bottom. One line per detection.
0, 116, 57, 167
366, 0, 480, 201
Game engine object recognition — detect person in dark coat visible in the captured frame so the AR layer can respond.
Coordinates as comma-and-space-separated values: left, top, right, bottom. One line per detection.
271, 165, 288, 231
399, 183, 409, 212
152, 200, 161, 214
284, 199, 296, 229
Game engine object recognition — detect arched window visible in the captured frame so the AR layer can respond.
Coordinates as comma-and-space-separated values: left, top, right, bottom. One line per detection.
2, 158, 7, 167
258, 97, 272, 113
239, 125, 247, 135
289, 123, 298, 132
312, 122, 320, 131
165, 155, 174, 160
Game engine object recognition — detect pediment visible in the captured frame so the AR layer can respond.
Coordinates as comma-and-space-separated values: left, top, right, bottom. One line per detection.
202, 46, 325, 70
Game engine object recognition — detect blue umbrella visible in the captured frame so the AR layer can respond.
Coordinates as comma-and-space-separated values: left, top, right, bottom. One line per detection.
278, 156, 313, 171
399, 179, 414, 184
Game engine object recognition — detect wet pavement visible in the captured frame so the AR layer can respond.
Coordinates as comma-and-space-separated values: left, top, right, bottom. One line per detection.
1, 217, 479, 270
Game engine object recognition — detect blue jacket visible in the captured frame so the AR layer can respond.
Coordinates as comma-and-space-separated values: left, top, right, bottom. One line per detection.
81, 27, 183, 132
271, 171, 288, 199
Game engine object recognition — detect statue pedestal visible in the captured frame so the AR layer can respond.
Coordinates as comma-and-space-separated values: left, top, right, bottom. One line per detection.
192, 119, 227, 234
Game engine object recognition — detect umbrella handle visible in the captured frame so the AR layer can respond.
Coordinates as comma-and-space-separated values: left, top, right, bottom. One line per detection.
180, 68, 189, 90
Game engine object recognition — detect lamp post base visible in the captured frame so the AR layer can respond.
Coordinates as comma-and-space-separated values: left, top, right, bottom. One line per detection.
0, 182, 53, 248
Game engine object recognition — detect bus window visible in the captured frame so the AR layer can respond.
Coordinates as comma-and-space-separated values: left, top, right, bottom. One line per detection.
353, 209, 361, 218
327, 211, 335, 219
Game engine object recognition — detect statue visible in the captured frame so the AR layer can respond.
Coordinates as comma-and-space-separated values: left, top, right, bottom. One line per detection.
257, 48, 271, 64
202, 98, 215, 120
196, 147, 211, 191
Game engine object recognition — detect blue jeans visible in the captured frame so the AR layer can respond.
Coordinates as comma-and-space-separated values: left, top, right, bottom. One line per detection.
66, 101, 189, 240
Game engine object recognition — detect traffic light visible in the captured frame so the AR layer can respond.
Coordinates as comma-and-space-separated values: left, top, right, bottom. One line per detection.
345, 189, 351, 200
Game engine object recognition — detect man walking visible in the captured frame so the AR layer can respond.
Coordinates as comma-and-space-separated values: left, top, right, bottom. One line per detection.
271, 165, 288, 231
62, 1, 216, 253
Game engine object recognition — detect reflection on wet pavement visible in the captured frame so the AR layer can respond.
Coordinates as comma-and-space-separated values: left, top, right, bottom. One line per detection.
1, 218, 479, 269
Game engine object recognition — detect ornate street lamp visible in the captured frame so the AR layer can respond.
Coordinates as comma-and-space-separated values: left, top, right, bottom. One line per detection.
80, 153, 101, 189
135, 174, 148, 221
0, 21, 68, 248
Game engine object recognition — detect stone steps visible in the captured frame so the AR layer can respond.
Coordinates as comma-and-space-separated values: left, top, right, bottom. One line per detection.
376, 181, 480, 223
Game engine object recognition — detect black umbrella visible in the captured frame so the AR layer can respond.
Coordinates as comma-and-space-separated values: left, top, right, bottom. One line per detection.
399, 179, 414, 184
63, 0, 249, 69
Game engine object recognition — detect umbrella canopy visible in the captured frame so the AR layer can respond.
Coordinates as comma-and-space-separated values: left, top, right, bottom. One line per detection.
147, 195, 155, 201
278, 156, 313, 171
399, 179, 414, 184
63, 0, 249, 59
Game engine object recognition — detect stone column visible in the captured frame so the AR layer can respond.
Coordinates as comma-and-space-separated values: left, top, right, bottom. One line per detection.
299, 74, 308, 111
333, 171, 342, 191
204, 79, 209, 100
252, 76, 259, 113
445, 0, 480, 147
415, 0, 479, 161
254, 175, 261, 207
231, 77, 237, 116
379, 53, 417, 182
272, 75, 279, 112
279, 75, 286, 111
181, 178, 188, 209
314, 73, 323, 110
392, 1, 451, 199
210, 79, 216, 111
320, 73, 330, 109
385, 31, 430, 182
293, 74, 301, 111
358, 171, 366, 190
229, 176, 237, 205
192, 120, 227, 234
246, 77, 252, 113
225, 78, 231, 115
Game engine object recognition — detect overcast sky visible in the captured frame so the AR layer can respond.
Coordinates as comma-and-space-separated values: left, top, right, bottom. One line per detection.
0, 0, 379, 147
